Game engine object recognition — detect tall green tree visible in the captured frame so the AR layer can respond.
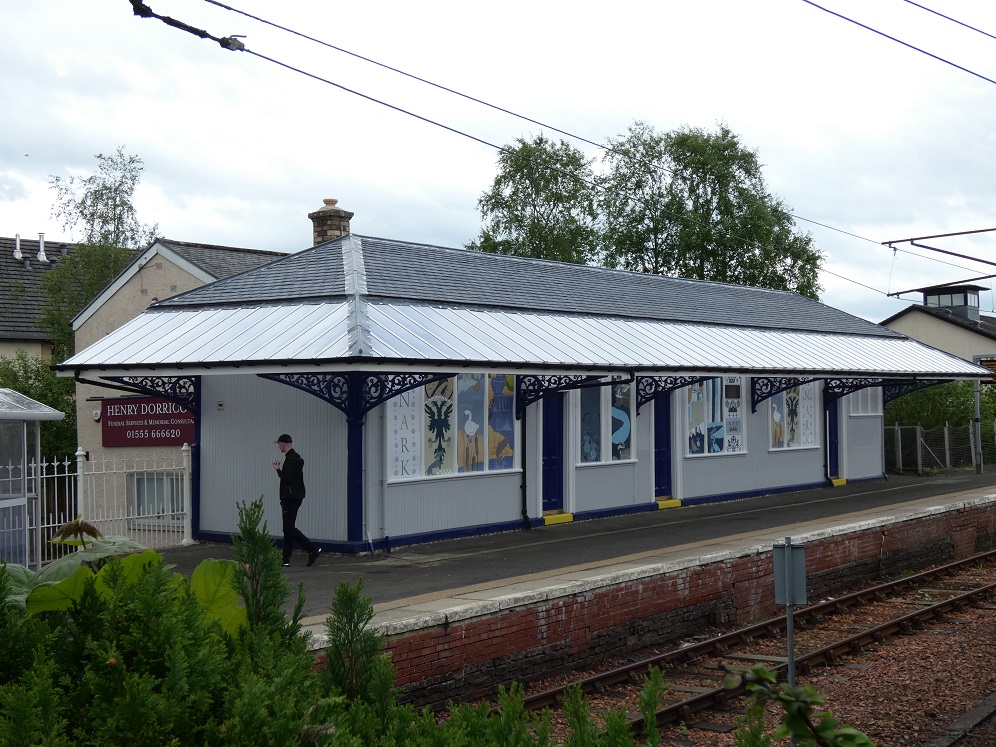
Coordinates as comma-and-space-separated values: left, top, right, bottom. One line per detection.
41, 147, 158, 360
468, 134, 600, 265
599, 122, 823, 299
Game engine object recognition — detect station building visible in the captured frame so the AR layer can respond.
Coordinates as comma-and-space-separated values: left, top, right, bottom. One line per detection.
57, 212, 990, 553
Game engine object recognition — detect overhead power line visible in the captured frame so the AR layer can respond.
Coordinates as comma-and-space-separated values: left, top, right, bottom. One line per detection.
131, 0, 981, 302
800, 0, 996, 87
198, 0, 889, 252
903, 1, 996, 43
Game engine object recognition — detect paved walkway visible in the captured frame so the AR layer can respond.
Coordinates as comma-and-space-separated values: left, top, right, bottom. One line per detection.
161, 470, 996, 642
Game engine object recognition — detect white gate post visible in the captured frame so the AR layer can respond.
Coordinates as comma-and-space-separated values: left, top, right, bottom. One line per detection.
181, 443, 195, 546
75, 447, 87, 521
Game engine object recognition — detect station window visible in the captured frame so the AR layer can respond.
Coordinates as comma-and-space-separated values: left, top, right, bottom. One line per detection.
687, 376, 744, 456
388, 373, 516, 479
579, 378, 633, 464
849, 387, 882, 416
769, 382, 819, 450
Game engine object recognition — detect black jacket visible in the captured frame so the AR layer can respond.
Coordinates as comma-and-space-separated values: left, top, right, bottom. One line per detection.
277, 448, 306, 502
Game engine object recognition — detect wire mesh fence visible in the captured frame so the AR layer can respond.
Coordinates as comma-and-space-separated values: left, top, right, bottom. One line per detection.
884, 422, 996, 474
0, 446, 191, 570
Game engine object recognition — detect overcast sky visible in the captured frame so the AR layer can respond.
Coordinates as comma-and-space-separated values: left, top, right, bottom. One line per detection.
3, 0, 996, 323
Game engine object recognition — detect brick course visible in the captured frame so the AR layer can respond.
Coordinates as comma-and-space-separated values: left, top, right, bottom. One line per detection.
381, 500, 996, 709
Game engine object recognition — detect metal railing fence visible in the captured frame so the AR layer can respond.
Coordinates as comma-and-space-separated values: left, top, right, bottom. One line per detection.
884, 422, 996, 474
0, 445, 192, 571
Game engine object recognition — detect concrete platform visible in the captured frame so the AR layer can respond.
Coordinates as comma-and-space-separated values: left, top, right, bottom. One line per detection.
161, 470, 996, 646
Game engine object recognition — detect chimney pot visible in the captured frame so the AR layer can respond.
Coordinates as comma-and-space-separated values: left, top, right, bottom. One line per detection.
308, 198, 354, 246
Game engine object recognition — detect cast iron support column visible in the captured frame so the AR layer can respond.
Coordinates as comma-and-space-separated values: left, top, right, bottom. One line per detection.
346, 372, 365, 545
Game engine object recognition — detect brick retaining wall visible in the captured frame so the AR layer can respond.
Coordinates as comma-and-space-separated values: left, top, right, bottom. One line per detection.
383, 498, 996, 709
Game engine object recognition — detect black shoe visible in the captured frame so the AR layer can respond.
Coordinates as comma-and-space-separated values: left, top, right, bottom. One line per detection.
282, 560, 291, 567
307, 548, 321, 567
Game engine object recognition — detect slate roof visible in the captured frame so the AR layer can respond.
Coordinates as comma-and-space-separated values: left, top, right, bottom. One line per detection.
157, 239, 284, 279
0, 236, 76, 342
58, 233, 993, 381
880, 304, 996, 342
157, 234, 899, 338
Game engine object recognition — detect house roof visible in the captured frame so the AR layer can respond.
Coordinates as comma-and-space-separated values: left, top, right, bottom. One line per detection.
71, 238, 285, 330
880, 304, 996, 343
0, 236, 75, 342
58, 234, 991, 380
158, 239, 286, 279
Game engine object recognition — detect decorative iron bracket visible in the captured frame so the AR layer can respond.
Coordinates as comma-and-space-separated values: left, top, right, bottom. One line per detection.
258, 371, 451, 423
515, 374, 606, 419
636, 375, 711, 412
822, 378, 885, 405
98, 375, 201, 416
751, 377, 817, 413
882, 379, 951, 405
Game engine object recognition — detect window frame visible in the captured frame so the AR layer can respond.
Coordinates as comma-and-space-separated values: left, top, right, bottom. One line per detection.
387, 373, 518, 482
849, 387, 883, 417
768, 381, 820, 451
685, 376, 745, 457
128, 471, 185, 525
577, 377, 635, 466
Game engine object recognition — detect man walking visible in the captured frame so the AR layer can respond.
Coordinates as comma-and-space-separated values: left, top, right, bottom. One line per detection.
272, 434, 321, 567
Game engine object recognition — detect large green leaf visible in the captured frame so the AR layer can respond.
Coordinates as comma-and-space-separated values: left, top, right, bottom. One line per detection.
191, 557, 247, 635
26, 565, 96, 614
93, 550, 162, 597
36, 536, 149, 584
1, 563, 38, 611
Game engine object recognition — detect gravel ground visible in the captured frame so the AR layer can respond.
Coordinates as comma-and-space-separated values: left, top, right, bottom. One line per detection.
501, 601, 996, 746
652, 604, 996, 746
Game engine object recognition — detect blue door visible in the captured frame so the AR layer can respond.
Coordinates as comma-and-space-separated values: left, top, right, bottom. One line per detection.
827, 399, 840, 479
653, 396, 672, 498
542, 394, 564, 512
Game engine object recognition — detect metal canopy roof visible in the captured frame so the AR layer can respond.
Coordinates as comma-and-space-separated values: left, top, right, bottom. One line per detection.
57, 299, 989, 380
0, 388, 66, 421
55, 234, 992, 382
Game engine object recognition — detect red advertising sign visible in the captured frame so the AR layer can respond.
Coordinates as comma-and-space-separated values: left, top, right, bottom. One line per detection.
99, 397, 195, 447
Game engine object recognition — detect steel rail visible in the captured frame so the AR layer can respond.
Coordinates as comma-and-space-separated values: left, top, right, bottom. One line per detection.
627, 579, 996, 731
513, 549, 996, 714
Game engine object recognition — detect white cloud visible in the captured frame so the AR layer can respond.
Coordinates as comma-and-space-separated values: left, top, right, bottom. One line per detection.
4, 0, 996, 322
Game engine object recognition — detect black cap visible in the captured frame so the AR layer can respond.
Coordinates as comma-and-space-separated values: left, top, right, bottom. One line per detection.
276, 434, 292, 444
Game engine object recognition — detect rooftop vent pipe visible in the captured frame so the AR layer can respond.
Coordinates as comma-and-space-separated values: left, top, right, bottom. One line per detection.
13, 233, 21, 260
36, 233, 49, 264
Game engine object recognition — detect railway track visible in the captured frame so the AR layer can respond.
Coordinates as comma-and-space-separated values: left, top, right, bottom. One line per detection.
484, 549, 996, 740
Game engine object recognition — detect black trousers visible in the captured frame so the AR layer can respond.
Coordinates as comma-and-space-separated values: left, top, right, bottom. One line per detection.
280, 499, 314, 560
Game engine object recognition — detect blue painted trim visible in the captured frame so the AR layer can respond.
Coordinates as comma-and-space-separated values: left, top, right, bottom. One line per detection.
385, 517, 544, 550
572, 503, 659, 522
193, 529, 374, 555
681, 480, 835, 506
346, 415, 364, 544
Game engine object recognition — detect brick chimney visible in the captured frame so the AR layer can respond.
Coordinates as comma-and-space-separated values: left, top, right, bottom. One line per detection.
308, 198, 353, 245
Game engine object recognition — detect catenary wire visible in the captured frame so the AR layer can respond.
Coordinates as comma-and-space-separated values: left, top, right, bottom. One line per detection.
199, 0, 894, 253
197, 0, 996, 293
801, 0, 996, 86
902, 0, 996, 43
132, 0, 991, 302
